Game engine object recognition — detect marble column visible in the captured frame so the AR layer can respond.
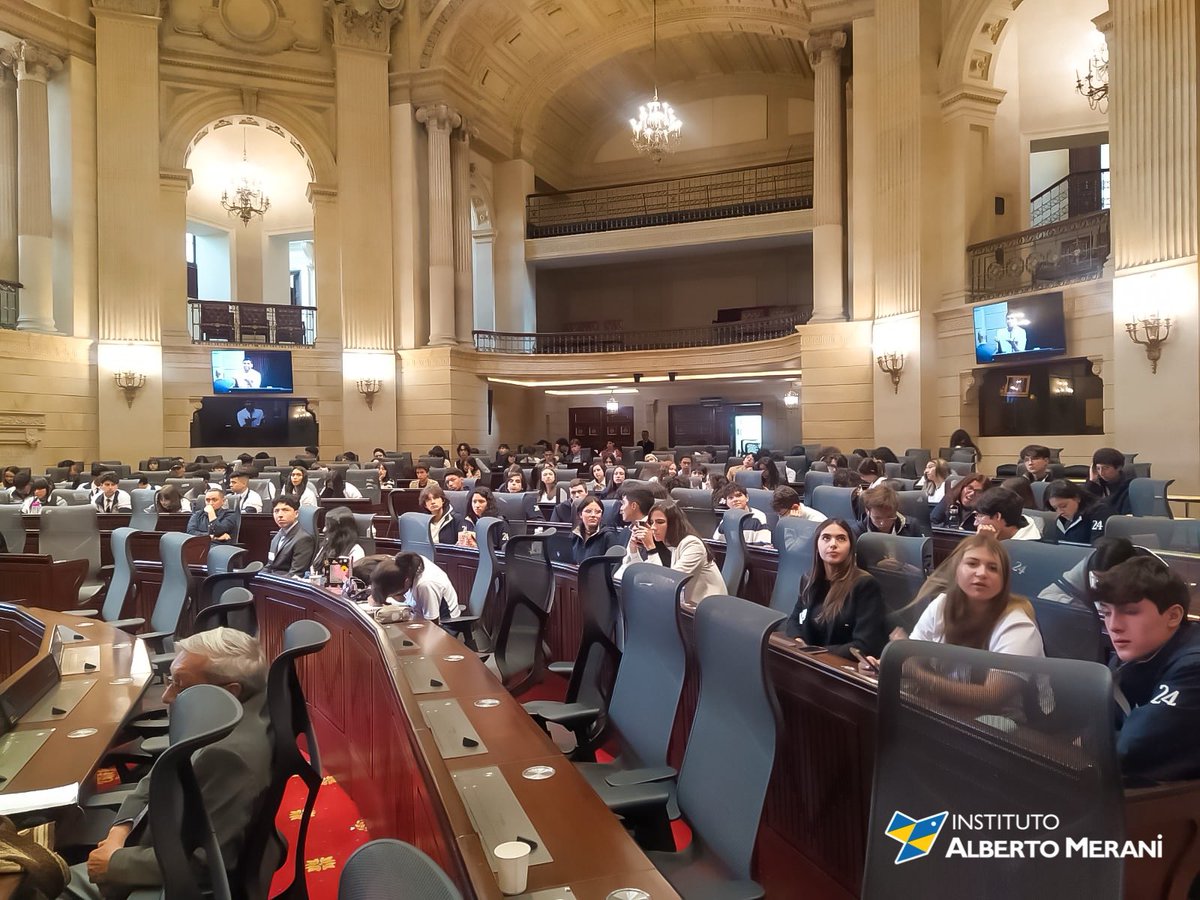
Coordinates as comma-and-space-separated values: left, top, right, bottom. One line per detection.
0, 66, 16, 283
0, 42, 62, 332
417, 102, 461, 347
849, 16, 875, 322
805, 28, 847, 323
451, 122, 475, 346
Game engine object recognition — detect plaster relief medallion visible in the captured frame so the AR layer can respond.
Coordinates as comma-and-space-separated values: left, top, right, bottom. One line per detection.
221, 0, 278, 42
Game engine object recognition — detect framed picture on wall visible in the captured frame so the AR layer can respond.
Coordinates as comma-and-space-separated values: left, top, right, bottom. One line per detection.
588, 426, 598, 435
620, 426, 631, 435
1003, 375, 1031, 398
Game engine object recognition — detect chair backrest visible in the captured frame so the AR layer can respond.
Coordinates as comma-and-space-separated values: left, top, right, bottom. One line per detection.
298, 504, 326, 538
1006, 540, 1093, 602
206, 545, 248, 576
671, 488, 720, 537
398, 511, 436, 561
0, 505, 26, 554
494, 535, 555, 692
1132, 462, 1152, 479
947, 460, 974, 476
102, 526, 139, 621
863, 641, 1123, 899
1021, 508, 1057, 541
1029, 480, 1051, 510
678, 594, 784, 882
770, 517, 820, 615
345, 468, 380, 504
39, 504, 101, 580
784, 455, 808, 478
493, 491, 535, 537
883, 462, 902, 478
803, 469, 834, 498
152, 684, 244, 900
443, 490, 469, 518
153, 532, 208, 635
351, 513, 377, 555
166, 477, 204, 498
904, 448, 932, 467
894, 491, 931, 536
466, 517, 505, 620
607, 563, 688, 768
129, 488, 159, 530
48, 488, 91, 506
733, 469, 762, 490
1128, 478, 1174, 518
1032, 597, 1107, 663
563, 554, 625, 733
718, 508, 752, 596
855, 533, 932, 626
239, 619, 331, 900
339, 840, 462, 900
810, 485, 857, 522
745, 488, 779, 530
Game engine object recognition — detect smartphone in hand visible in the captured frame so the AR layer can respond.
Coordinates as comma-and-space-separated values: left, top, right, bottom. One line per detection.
849, 646, 879, 674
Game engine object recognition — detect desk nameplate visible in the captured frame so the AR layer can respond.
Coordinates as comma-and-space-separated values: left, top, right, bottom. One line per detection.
22, 678, 98, 722
0, 730, 54, 790
398, 656, 449, 694
420, 699, 488, 759
59, 645, 101, 676
452, 765, 552, 872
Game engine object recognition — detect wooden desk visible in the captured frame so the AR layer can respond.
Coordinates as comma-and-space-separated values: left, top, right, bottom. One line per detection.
250, 575, 677, 900
0, 554, 88, 611
0, 604, 152, 806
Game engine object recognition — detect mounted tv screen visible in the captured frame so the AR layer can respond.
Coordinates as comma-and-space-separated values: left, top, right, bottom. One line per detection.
973, 292, 1067, 365
211, 349, 294, 393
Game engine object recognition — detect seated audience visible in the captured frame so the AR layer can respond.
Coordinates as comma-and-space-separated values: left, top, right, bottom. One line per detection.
1038, 536, 1137, 606
824, 453, 849, 472
20, 477, 51, 513
586, 461, 608, 496
66, 628, 272, 899
858, 485, 923, 537
1094, 556, 1200, 782
711, 483, 771, 545
552, 479, 588, 523
186, 487, 238, 542
999, 475, 1038, 511
973, 486, 1042, 541
930, 472, 987, 530
857, 458, 886, 489
757, 458, 782, 491
771, 486, 826, 523
263, 497, 315, 576
443, 470, 465, 492
917, 458, 951, 503
535, 465, 565, 504
281, 466, 319, 508
319, 470, 362, 500
948, 429, 980, 461
617, 483, 654, 534
678, 456, 705, 488
609, 465, 627, 494
153, 483, 190, 514
872, 446, 900, 465
312, 506, 366, 568
372, 448, 387, 461
374, 460, 395, 490
1045, 479, 1106, 544
1019, 444, 1062, 483
421, 483, 460, 544
370, 552, 462, 621
502, 466, 527, 494
92, 472, 131, 513
460, 456, 483, 478
567, 438, 590, 464
1084, 447, 1135, 516
571, 494, 618, 563
409, 464, 431, 491
784, 519, 886, 659
619, 499, 725, 607
457, 486, 501, 548
226, 469, 262, 513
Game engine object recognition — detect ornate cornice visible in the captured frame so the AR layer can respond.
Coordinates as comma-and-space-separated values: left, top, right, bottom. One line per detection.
329, 0, 403, 54
0, 1, 93, 63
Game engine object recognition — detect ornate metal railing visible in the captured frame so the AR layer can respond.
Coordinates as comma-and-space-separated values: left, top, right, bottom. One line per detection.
966, 210, 1110, 302
525, 160, 814, 238
187, 299, 316, 346
0, 279, 19, 329
1030, 169, 1110, 227
474, 312, 804, 354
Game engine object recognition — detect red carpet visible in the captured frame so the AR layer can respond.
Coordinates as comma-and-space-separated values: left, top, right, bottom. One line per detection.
268, 773, 371, 899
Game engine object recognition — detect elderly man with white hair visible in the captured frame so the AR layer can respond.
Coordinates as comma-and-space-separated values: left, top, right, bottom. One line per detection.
65, 628, 274, 899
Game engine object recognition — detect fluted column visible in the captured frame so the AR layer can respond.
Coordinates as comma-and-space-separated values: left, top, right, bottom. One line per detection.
0, 66, 16, 283
417, 103, 461, 347
806, 29, 847, 323
451, 122, 475, 346
0, 42, 62, 332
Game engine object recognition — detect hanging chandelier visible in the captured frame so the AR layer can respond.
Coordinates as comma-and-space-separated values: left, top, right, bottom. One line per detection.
221, 129, 271, 226
1075, 44, 1108, 113
629, 0, 682, 161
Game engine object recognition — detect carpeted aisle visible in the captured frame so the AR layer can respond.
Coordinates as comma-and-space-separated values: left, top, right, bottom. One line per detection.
268, 773, 371, 900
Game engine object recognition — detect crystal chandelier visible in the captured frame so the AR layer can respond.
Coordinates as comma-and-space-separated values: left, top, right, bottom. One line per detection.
629, 0, 682, 161
221, 130, 271, 226
1075, 44, 1108, 113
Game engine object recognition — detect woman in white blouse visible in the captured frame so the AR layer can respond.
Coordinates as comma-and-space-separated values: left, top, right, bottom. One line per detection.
621, 499, 726, 607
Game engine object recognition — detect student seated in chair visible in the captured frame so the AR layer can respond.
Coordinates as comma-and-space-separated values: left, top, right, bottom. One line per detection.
370, 552, 462, 621
1084, 447, 1136, 516
972, 487, 1042, 541
1094, 556, 1200, 782
65, 629, 272, 899
186, 487, 238, 542
710, 483, 771, 545
771, 486, 826, 523
263, 496, 315, 576
857, 485, 923, 537
225, 469, 263, 514
92, 472, 131, 514
1019, 444, 1062, 483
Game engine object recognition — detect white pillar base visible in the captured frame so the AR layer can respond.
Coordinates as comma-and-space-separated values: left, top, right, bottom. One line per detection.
15, 233, 54, 331
427, 264, 457, 346
809, 223, 846, 323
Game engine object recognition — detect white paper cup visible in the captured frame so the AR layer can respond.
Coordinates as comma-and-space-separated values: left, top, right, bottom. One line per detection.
494, 840, 532, 895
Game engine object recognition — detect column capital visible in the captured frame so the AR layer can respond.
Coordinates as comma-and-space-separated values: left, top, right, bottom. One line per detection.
330, 0, 403, 53
416, 102, 462, 134
453, 119, 479, 143
805, 28, 846, 68
0, 42, 64, 84
159, 167, 193, 192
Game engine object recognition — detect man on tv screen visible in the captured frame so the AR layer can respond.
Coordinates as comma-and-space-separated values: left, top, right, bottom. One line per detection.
996, 311, 1027, 354
237, 400, 265, 428
234, 358, 262, 389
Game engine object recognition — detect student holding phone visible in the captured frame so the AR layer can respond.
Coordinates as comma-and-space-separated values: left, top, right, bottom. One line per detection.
784, 519, 887, 660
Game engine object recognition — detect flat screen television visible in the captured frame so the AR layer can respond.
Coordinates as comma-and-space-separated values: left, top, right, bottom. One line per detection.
972, 292, 1067, 365
190, 396, 317, 447
211, 349, 294, 393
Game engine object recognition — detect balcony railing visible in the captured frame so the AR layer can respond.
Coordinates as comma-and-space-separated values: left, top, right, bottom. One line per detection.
1030, 169, 1110, 227
0, 280, 19, 330
187, 299, 316, 346
474, 312, 804, 354
525, 160, 814, 238
966, 210, 1110, 302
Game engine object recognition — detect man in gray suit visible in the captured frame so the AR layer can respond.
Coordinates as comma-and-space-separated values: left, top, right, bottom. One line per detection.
263, 495, 315, 576
66, 628, 272, 898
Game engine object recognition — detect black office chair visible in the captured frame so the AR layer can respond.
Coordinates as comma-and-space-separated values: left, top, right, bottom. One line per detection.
338, 840, 462, 900
670, 488, 720, 538
491, 535, 555, 696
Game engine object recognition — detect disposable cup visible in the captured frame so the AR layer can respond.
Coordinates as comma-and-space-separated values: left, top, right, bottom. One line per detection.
494, 840, 532, 895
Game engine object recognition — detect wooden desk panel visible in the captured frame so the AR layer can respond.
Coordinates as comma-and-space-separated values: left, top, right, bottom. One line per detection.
0, 555, 88, 612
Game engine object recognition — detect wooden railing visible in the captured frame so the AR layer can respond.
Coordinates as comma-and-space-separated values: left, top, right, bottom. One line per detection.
1030, 168, 1110, 227
187, 299, 316, 346
525, 159, 814, 238
966, 210, 1110, 302
0, 280, 20, 330
473, 311, 804, 354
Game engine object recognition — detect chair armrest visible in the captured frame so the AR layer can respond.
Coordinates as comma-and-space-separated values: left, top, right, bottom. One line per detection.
83, 786, 138, 809
604, 766, 677, 787
99, 564, 115, 580
522, 701, 601, 729
126, 718, 169, 736
65, 609, 100, 618
107, 617, 145, 632
547, 661, 574, 677
600, 780, 674, 814
149, 651, 174, 671
193, 598, 253, 631
138, 630, 172, 654
440, 614, 479, 636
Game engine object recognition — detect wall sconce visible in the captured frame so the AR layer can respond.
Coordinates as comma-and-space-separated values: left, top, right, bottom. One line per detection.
357, 378, 382, 409
113, 371, 146, 408
605, 391, 619, 414
1126, 314, 1172, 374
783, 388, 799, 408
876, 352, 905, 393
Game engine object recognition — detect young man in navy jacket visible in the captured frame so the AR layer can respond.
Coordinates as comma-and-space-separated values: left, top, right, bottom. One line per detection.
1094, 556, 1200, 783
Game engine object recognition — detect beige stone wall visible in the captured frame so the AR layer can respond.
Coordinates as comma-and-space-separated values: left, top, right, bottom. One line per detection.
0, 331, 95, 467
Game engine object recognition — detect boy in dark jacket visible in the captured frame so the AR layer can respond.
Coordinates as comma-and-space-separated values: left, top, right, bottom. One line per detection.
1083, 447, 1135, 516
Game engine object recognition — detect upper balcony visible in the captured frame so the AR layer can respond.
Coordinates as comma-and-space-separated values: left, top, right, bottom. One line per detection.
525, 160, 814, 265
187, 299, 317, 346
0, 280, 20, 330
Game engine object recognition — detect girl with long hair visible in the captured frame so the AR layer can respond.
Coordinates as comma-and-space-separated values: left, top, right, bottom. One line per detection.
620, 499, 725, 607
313, 506, 366, 567
930, 472, 988, 530
784, 519, 886, 658
917, 458, 951, 503
1045, 479, 1105, 544
571, 494, 615, 563
282, 466, 318, 508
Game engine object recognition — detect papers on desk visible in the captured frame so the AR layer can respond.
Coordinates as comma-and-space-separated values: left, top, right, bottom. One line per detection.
0, 781, 79, 816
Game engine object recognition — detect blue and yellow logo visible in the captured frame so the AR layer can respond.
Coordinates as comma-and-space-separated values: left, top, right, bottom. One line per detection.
885, 810, 948, 864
